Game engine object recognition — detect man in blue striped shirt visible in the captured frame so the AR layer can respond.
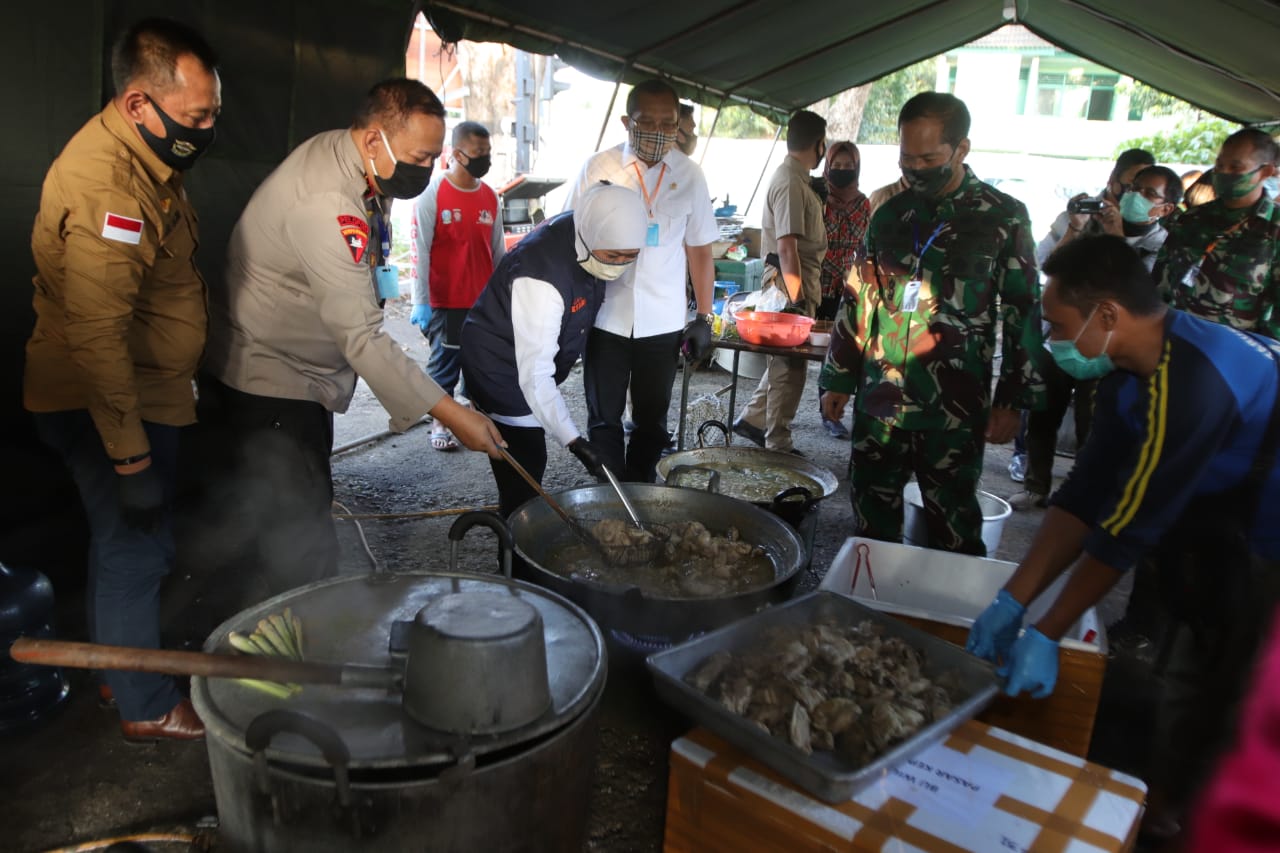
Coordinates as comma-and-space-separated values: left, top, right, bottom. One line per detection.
968, 234, 1280, 834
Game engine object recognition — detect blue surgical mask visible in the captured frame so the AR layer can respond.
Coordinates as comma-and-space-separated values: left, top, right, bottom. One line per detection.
1119, 191, 1156, 224
1049, 305, 1115, 380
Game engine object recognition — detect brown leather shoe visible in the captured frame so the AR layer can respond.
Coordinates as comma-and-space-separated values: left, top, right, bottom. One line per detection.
121, 698, 205, 743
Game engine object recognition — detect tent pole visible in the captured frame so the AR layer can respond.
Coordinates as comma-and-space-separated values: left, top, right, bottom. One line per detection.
697, 95, 729, 168
595, 67, 627, 152
743, 123, 783, 221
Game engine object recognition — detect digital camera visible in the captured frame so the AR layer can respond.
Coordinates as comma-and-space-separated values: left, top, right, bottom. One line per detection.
1067, 197, 1105, 215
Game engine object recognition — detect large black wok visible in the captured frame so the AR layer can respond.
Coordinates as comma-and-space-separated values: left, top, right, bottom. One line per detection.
656, 421, 839, 526
507, 484, 805, 640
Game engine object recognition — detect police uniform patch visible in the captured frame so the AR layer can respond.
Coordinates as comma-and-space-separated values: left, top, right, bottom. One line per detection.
337, 214, 369, 263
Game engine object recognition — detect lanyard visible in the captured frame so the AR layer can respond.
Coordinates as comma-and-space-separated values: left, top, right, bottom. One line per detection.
631, 161, 668, 217
912, 221, 947, 277
367, 195, 392, 265
1195, 217, 1249, 267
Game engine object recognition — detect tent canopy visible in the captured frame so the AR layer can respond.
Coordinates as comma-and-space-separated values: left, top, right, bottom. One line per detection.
423, 0, 1280, 125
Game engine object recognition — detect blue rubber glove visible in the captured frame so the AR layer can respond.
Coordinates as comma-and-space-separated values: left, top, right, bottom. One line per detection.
998, 627, 1059, 699
410, 303, 432, 332
966, 589, 1026, 663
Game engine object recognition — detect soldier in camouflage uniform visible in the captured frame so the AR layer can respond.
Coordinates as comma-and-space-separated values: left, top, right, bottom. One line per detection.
1154, 128, 1280, 337
820, 93, 1046, 556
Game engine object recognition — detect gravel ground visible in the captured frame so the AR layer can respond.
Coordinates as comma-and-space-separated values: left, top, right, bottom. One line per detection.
2, 303, 1158, 852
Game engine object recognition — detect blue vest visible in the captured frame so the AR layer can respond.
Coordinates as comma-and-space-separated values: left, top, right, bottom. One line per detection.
460, 212, 604, 418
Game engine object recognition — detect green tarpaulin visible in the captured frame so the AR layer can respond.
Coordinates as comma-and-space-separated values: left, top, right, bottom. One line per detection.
423, 0, 1280, 125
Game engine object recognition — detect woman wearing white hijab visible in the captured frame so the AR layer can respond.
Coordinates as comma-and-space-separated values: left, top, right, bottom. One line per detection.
461, 182, 647, 515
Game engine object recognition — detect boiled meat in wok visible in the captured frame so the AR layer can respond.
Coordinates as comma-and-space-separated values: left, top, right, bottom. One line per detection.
551, 520, 775, 598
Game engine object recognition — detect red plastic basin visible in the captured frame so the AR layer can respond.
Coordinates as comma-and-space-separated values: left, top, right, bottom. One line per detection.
734, 311, 815, 347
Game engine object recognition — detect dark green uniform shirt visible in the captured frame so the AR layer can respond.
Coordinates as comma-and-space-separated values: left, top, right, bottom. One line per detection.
820, 167, 1045, 430
1154, 195, 1280, 338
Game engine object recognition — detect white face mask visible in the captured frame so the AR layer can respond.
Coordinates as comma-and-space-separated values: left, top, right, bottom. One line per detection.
579, 252, 633, 280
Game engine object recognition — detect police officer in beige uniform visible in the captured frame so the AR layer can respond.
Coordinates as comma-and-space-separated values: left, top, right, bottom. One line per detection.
200, 79, 503, 596
25, 18, 219, 741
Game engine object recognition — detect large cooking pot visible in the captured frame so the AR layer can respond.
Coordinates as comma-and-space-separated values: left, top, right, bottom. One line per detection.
656, 420, 839, 526
192, 513, 607, 853
507, 484, 805, 640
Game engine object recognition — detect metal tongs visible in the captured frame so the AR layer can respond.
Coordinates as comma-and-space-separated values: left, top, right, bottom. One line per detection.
851, 541, 878, 600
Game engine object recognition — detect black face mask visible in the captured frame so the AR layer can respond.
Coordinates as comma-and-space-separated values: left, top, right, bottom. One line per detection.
136, 95, 215, 171
828, 168, 858, 189
460, 153, 491, 179
372, 129, 433, 199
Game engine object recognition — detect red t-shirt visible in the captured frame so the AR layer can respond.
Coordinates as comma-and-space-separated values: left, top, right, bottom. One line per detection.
428, 178, 500, 309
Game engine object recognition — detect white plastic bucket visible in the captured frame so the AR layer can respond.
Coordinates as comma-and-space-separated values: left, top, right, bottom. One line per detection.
902, 481, 1012, 557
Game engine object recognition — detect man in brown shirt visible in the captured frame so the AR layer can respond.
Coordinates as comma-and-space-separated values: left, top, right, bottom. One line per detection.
733, 110, 828, 454
24, 18, 220, 741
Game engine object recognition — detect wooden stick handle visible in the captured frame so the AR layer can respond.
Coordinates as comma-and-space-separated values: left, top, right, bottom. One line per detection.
10, 637, 349, 685
498, 446, 576, 526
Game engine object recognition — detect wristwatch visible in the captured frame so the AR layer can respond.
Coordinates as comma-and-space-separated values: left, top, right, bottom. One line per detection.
701, 312, 716, 325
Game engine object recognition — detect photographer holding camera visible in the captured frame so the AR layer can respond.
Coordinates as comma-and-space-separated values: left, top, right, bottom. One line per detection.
1007, 149, 1162, 512
1036, 148, 1156, 261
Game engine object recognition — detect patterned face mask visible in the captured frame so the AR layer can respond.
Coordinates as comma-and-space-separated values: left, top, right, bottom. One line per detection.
628, 125, 676, 164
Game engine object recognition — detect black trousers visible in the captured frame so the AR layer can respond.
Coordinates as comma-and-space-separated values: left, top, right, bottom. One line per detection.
487, 421, 548, 518
583, 328, 682, 482
185, 374, 339, 602
1024, 361, 1095, 496
1146, 502, 1280, 808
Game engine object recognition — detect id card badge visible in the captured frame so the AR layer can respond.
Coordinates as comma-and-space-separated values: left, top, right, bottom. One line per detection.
646, 222, 660, 247
1182, 264, 1201, 288
901, 279, 922, 313
375, 264, 400, 300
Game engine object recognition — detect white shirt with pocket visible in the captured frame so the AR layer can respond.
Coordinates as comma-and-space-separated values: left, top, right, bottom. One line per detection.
564, 143, 718, 338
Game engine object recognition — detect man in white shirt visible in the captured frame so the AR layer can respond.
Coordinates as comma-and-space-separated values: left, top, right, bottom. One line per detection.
565, 79, 719, 482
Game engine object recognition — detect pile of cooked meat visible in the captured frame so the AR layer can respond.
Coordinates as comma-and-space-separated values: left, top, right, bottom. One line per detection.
684, 618, 958, 763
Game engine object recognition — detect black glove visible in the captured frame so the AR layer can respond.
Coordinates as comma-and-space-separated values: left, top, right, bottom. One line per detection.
116, 465, 166, 532
568, 437, 608, 479
680, 316, 714, 362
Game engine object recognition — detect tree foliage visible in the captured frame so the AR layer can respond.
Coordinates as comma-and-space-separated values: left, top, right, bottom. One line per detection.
705, 104, 777, 140
1116, 77, 1195, 120
857, 60, 938, 144
1116, 118, 1239, 165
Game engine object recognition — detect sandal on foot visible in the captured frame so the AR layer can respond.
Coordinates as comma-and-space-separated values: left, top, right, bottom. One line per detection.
431, 429, 459, 451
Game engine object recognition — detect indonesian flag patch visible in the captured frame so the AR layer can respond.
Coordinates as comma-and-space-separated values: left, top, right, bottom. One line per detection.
102, 212, 144, 245
337, 214, 370, 263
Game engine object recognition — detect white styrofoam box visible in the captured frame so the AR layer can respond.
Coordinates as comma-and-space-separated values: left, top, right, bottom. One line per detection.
713, 347, 767, 381
819, 537, 1106, 654
902, 481, 1013, 557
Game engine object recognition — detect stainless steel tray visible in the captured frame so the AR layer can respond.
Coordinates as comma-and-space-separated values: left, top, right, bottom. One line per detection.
646, 590, 1000, 803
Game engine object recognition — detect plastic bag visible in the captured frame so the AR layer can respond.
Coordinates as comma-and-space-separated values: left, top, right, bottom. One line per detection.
754, 287, 790, 313
683, 393, 726, 433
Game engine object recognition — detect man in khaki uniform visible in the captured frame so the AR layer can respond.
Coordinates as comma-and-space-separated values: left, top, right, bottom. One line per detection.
199, 79, 503, 596
24, 18, 220, 741
733, 110, 828, 454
